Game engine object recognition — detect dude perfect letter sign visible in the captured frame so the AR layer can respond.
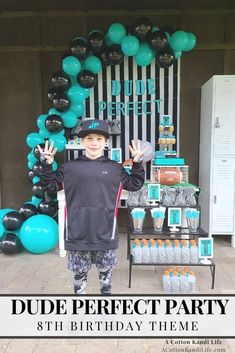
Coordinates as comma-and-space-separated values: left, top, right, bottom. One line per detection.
98, 79, 161, 117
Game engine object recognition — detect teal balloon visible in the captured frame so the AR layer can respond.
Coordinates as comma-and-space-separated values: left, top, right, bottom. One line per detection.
184, 32, 197, 52
67, 85, 86, 104
52, 160, 58, 171
84, 88, 91, 98
108, 23, 126, 44
83, 55, 102, 74
26, 133, 44, 149
28, 160, 36, 170
105, 33, 114, 46
152, 26, 159, 32
70, 103, 84, 117
27, 152, 37, 164
48, 108, 61, 116
37, 114, 47, 129
57, 129, 65, 135
61, 111, 78, 128
121, 35, 140, 56
169, 31, 188, 52
19, 215, 58, 254
49, 133, 67, 152
39, 128, 51, 139
134, 43, 154, 67
62, 56, 81, 76
33, 176, 40, 184
174, 51, 182, 59
31, 196, 42, 207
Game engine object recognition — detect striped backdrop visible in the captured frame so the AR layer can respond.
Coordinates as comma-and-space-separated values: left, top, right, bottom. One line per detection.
84, 56, 180, 167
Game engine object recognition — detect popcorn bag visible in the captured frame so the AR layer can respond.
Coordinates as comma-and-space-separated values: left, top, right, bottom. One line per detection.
150, 207, 166, 232
131, 208, 146, 232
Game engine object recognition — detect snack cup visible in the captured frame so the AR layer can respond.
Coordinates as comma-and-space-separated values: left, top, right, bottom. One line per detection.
131, 208, 145, 233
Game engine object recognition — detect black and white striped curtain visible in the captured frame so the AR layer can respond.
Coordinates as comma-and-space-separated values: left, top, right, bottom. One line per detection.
85, 56, 180, 168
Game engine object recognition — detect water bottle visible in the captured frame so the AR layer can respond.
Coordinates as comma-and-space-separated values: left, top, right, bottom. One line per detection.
157, 240, 166, 263
131, 241, 136, 258
190, 240, 199, 264
181, 241, 190, 264
165, 241, 174, 263
188, 271, 197, 292
142, 240, 151, 263
173, 240, 182, 263
171, 271, 180, 293
133, 240, 142, 263
179, 271, 189, 292
162, 270, 171, 292
150, 239, 158, 263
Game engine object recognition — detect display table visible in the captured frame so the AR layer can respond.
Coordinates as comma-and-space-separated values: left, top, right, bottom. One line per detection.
57, 189, 129, 257
127, 206, 216, 290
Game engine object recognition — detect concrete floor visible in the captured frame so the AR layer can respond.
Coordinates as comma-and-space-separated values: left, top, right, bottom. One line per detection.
0, 234, 235, 352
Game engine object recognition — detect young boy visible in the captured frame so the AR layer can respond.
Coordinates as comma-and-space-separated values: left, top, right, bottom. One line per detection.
38, 119, 146, 295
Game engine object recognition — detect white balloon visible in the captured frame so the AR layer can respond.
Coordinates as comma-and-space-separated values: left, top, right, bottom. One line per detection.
140, 140, 155, 162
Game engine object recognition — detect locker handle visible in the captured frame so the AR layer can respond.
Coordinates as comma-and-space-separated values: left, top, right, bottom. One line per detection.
214, 195, 217, 203
215, 117, 220, 128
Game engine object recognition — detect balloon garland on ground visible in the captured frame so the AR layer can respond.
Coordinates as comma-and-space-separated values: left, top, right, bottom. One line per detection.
0, 17, 197, 255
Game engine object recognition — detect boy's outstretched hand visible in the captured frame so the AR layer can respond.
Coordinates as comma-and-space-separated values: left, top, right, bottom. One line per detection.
129, 140, 148, 163
37, 141, 57, 165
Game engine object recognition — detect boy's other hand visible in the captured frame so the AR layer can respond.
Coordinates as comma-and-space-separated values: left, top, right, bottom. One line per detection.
129, 140, 148, 163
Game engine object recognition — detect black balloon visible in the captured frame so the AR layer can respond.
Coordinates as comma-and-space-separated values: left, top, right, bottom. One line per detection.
32, 162, 43, 176
156, 47, 175, 68
2, 212, 23, 231
61, 49, 73, 60
148, 30, 168, 51
33, 144, 45, 159
52, 93, 71, 113
98, 51, 111, 68
160, 25, 175, 35
19, 203, 38, 221
51, 71, 71, 91
77, 70, 97, 89
45, 114, 64, 132
32, 183, 45, 199
47, 88, 59, 102
70, 37, 89, 60
38, 200, 58, 217
45, 191, 57, 201
133, 17, 152, 41
27, 170, 35, 182
88, 31, 104, 54
105, 45, 124, 65
0, 233, 23, 255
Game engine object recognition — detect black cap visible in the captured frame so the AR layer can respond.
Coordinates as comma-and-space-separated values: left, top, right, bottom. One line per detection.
78, 119, 109, 138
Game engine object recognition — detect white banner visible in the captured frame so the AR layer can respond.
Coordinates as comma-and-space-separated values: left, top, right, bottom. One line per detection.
0, 295, 234, 338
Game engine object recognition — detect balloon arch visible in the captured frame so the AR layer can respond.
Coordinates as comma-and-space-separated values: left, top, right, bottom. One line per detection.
0, 17, 196, 255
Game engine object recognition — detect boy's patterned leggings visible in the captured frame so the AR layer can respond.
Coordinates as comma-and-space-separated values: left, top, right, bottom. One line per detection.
73, 266, 112, 295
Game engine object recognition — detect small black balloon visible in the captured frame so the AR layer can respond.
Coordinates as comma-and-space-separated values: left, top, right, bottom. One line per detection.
19, 203, 38, 221
0, 233, 23, 255
88, 31, 104, 54
77, 70, 97, 89
32, 162, 44, 176
27, 170, 35, 182
45, 191, 57, 201
105, 45, 124, 65
156, 47, 175, 68
148, 30, 168, 51
98, 51, 111, 68
2, 211, 23, 231
61, 49, 73, 60
70, 37, 89, 60
52, 93, 71, 113
45, 114, 64, 132
38, 200, 58, 217
51, 71, 71, 91
33, 144, 45, 159
32, 183, 45, 199
133, 17, 152, 41
47, 88, 59, 102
